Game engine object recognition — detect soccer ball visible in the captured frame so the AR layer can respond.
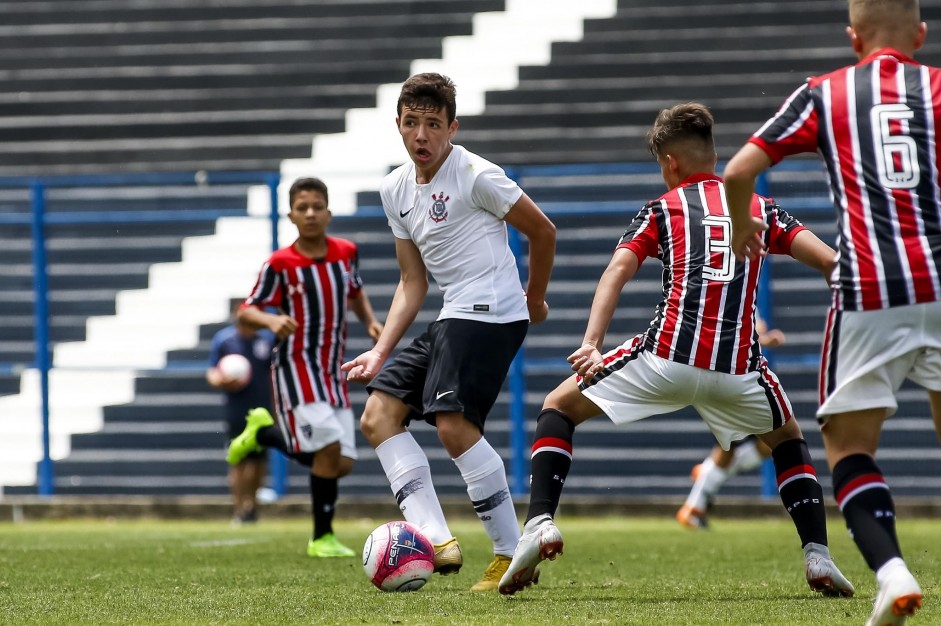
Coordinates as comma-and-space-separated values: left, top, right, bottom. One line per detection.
362, 521, 435, 592
217, 353, 251, 388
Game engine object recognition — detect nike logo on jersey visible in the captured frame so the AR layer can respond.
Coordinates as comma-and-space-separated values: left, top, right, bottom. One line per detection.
399, 206, 414, 218
435, 390, 454, 400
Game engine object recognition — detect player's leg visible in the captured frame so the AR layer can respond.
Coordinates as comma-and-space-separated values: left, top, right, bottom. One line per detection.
824, 410, 922, 623
363, 328, 460, 569
501, 343, 675, 595
436, 412, 517, 590
932, 390, 941, 444
426, 319, 528, 591
698, 364, 853, 597
282, 403, 354, 558
367, 410, 460, 572
227, 463, 246, 523
678, 443, 734, 529
237, 454, 267, 523
817, 304, 939, 623
757, 418, 854, 597
498, 375, 601, 595
226, 407, 276, 464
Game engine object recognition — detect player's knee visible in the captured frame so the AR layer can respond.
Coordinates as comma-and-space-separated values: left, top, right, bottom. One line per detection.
337, 456, 355, 477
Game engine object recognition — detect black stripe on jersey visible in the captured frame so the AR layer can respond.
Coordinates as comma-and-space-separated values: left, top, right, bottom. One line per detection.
300, 266, 329, 402
857, 62, 908, 307
249, 261, 279, 305
327, 261, 347, 402
814, 80, 856, 310
715, 251, 749, 373
825, 308, 842, 402
815, 82, 844, 209
758, 83, 813, 144
672, 186, 705, 365
907, 67, 941, 259
639, 201, 669, 350
277, 365, 301, 417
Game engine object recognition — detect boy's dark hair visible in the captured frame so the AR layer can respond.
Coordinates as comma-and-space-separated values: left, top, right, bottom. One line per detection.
397, 73, 457, 124
288, 177, 329, 207
647, 103, 715, 160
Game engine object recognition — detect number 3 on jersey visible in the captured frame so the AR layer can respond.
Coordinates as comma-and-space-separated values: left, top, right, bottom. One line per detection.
871, 103, 920, 189
701, 215, 735, 283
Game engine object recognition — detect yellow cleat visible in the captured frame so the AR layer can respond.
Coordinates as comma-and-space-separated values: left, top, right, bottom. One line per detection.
470, 554, 512, 591
432, 537, 463, 576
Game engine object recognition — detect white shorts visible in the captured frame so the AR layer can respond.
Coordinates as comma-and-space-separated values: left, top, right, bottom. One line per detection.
818, 300, 941, 422
579, 339, 794, 450
279, 402, 358, 459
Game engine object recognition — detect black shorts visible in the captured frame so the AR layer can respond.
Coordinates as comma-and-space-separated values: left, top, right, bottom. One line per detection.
367, 318, 528, 432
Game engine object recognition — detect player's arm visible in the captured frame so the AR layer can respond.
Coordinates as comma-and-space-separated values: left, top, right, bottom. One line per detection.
724, 143, 774, 260
569, 247, 640, 381
349, 289, 384, 343
237, 305, 297, 341
788, 229, 837, 285
503, 192, 556, 325
343, 238, 428, 383
205, 337, 227, 389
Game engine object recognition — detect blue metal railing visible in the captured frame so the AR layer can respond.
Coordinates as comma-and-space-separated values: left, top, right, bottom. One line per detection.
2, 163, 828, 498
3, 171, 279, 496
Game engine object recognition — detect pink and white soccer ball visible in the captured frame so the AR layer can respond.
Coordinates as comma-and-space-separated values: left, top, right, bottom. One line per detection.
362, 521, 435, 592
217, 353, 252, 388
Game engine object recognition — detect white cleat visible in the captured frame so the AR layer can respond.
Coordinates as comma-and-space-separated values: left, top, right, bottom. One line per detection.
804, 544, 855, 598
498, 514, 563, 596
866, 566, 923, 626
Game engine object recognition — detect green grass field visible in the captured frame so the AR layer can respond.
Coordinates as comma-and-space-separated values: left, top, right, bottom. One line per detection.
0, 516, 937, 625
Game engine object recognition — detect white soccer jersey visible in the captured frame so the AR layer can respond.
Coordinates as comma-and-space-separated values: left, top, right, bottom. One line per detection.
380, 144, 528, 323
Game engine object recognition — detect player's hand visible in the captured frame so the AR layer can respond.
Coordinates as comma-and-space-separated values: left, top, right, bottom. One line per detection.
269, 315, 298, 340
758, 328, 786, 348
731, 215, 769, 261
367, 321, 384, 344
528, 299, 549, 325
342, 349, 384, 384
567, 343, 604, 382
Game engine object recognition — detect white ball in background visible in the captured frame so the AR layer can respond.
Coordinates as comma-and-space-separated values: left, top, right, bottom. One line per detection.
217, 353, 252, 389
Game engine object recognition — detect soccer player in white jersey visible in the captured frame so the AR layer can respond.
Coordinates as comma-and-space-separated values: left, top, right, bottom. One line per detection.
726, 2, 941, 623
498, 103, 854, 600
342, 73, 556, 591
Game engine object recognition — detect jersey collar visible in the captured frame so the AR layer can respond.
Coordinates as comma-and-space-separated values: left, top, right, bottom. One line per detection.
678, 172, 723, 187
861, 47, 918, 66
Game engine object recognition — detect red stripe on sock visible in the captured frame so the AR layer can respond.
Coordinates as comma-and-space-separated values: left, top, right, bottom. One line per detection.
532, 437, 572, 455
776, 464, 817, 486
836, 473, 887, 506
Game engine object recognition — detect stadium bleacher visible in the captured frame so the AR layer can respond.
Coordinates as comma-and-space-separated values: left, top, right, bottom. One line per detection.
2, 0, 941, 500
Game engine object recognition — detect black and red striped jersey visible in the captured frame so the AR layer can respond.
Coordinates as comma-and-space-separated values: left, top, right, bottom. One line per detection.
750, 48, 941, 311
619, 173, 804, 375
243, 236, 364, 409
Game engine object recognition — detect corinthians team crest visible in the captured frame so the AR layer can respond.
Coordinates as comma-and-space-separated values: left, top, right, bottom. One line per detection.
428, 192, 449, 223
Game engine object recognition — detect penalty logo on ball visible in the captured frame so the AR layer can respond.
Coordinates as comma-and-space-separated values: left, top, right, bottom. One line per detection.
363, 521, 435, 592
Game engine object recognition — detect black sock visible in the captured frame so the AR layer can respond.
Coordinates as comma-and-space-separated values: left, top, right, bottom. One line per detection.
526, 409, 575, 523
771, 438, 828, 548
832, 453, 901, 571
256, 425, 287, 453
256, 427, 315, 466
310, 474, 338, 539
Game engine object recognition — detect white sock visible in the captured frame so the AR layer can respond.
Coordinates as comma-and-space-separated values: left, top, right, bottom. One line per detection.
684, 458, 728, 510
876, 557, 911, 587
729, 439, 764, 475
452, 437, 520, 556
375, 432, 452, 545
